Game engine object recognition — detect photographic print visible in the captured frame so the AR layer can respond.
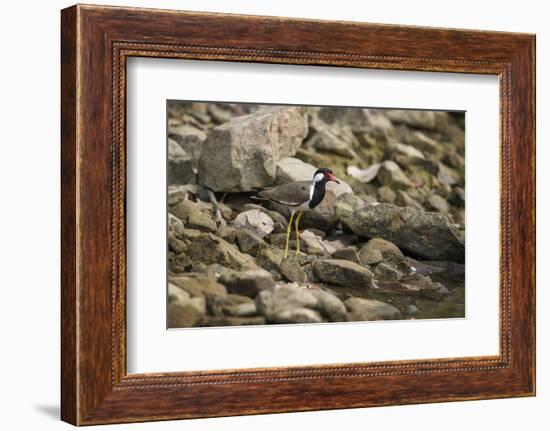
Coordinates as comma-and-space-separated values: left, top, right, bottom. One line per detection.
167, 102, 465, 328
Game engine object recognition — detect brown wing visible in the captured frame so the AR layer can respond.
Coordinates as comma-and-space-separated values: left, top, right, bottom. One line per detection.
256, 181, 312, 206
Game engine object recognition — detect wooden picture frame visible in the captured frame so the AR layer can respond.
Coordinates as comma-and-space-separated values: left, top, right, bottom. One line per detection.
61, 4, 535, 425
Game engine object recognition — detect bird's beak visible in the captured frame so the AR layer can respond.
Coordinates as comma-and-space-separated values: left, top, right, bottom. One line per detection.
327, 173, 340, 184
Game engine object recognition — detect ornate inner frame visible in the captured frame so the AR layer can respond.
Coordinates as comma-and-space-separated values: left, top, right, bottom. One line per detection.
61, 4, 535, 425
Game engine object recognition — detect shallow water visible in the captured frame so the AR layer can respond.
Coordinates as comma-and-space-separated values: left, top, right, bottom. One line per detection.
331, 265, 465, 321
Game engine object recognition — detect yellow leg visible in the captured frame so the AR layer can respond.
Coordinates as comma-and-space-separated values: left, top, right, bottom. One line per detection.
294, 211, 303, 255
284, 212, 295, 259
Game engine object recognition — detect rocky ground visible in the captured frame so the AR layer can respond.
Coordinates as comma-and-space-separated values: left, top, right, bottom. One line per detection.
166, 102, 466, 328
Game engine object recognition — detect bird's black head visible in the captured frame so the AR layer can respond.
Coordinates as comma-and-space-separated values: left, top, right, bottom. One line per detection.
309, 168, 340, 210
312, 168, 340, 185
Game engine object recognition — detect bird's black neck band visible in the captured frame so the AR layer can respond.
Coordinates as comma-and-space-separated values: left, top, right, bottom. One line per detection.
309, 180, 327, 209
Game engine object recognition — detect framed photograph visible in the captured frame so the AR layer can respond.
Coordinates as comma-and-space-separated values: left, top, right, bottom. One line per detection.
61, 4, 535, 425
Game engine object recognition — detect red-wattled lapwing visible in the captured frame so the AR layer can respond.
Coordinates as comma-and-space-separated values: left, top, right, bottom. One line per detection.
254, 168, 340, 258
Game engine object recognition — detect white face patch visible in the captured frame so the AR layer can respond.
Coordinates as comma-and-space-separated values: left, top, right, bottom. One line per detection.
313, 172, 325, 183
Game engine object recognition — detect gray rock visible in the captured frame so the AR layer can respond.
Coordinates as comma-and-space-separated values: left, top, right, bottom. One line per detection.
168, 302, 205, 328
313, 259, 375, 289
217, 225, 238, 243
203, 316, 267, 327
234, 229, 265, 256
404, 131, 442, 155
401, 273, 449, 299
170, 199, 212, 222
255, 284, 318, 323
275, 157, 317, 184
305, 125, 356, 158
299, 230, 336, 255
376, 274, 450, 301
168, 124, 207, 164
317, 107, 370, 129
218, 268, 275, 297
168, 139, 194, 185
272, 307, 323, 324
387, 142, 425, 164
374, 262, 404, 281
168, 236, 186, 254
186, 210, 217, 233
222, 194, 256, 212
449, 187, 466, 206
444, 151, 466, 170
358, 237, 411, 273
207, 104, 234, 124
197, 107, 308, 192
344, 297, 401, 321
336, 194, 465, 262
241, 204, 289, 228
255, 244, 285, 271
232, 209, 275, 238
330, 247, 361, 264
170, 275, 227, 298
346, 164, 381, 183
409, 259, 465, 281
227, 293, 256, 304
405, 304, 419, 315
280, 258, 308, 283
168, 184, 212, 206
222, 302, 258, 317
426, 194, 450, 213
309, 288, 348, 322
268, 232, 297, 250
377, 186, 396, 203
324, 234, 359, 251
168, 283, 190, 303
181, 228, 202, 240
377, 161, 413, 190
186, 296, 207, 314
186, 233, 258, 271
395, 190, 424, 210
168, 213, 185, 239
438, 162, 462, 186
386, 110, 438, 130
363, 109, 395, 134
168, 252, 192, 273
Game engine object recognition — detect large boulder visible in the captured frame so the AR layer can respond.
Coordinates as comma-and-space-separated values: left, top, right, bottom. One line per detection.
335, 194, 465, 262
197, 107, 308, 192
